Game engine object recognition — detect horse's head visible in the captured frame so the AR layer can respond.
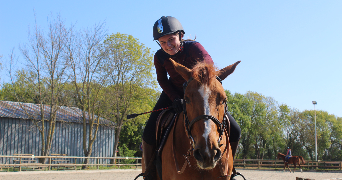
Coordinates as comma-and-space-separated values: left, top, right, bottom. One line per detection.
299, 156, 305, 164
169, 58, 240, 169
277, 153, 284, 160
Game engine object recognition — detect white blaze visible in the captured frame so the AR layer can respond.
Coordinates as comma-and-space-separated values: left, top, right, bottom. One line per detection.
198, 84, 212, 155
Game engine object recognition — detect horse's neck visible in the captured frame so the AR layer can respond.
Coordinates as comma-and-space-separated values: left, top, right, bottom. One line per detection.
279, 154, 285, 160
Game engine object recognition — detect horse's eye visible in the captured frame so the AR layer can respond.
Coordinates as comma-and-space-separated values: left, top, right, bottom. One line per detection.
185, 96, 190, 104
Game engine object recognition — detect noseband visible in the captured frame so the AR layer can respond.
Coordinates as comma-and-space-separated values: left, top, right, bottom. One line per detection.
182, 76, 229, 146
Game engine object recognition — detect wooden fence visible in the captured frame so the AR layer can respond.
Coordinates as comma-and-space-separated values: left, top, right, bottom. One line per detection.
1, 155, 342, 172
0, 155, 141, 171
234, 159, 342, 170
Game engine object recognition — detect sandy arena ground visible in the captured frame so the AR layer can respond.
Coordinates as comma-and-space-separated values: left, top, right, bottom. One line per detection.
0, 169, 342, 180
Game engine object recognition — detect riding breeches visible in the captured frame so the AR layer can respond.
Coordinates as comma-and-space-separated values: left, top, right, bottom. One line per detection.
143, 91, 241, 145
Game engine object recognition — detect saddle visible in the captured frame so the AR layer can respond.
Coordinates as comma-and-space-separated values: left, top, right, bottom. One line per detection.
285, 155, 292, 161
155, 109, 178, 180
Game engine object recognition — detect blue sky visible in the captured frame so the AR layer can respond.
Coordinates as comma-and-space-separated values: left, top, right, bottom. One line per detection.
1, 0, 341, 117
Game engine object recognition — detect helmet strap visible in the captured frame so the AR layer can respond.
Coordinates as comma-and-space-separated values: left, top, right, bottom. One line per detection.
178, 32, 184, 50
155, 41, 161, 47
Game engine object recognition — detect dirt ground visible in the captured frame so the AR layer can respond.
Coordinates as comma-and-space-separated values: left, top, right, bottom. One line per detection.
0, 169, 342, 180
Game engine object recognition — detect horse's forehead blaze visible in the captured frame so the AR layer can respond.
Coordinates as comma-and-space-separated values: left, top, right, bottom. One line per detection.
198, 84, 211, 115
198, 83, 213, 152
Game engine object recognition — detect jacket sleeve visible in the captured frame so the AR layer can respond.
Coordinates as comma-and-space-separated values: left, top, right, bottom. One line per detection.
154, 54, 181, 101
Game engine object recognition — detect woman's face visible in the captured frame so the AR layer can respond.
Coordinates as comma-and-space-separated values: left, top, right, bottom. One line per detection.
158, 33, 183, 55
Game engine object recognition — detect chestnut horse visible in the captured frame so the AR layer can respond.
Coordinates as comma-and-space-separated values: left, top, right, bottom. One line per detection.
277, 153, 305, 173
152, 59, 241, 180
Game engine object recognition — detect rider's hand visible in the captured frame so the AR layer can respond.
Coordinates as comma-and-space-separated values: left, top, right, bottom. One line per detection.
172, 98, 183, 114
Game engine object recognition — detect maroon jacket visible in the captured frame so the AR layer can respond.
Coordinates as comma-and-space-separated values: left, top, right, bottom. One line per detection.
154, 41, 213, 101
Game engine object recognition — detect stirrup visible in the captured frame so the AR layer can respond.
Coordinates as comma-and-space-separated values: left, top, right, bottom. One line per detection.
134, 172, 145, 180
134, 172, 155, 180
231, 172, 246, 180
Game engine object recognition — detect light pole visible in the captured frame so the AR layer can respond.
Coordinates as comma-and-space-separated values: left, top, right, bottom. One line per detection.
312, 101, 317, 161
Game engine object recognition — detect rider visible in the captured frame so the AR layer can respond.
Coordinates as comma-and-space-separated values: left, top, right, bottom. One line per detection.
285, 147, 292, 162
142, 16, 241, 179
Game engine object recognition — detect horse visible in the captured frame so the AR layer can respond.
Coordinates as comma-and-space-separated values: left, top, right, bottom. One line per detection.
146, 58, 241, 180
277, 152, 306, 173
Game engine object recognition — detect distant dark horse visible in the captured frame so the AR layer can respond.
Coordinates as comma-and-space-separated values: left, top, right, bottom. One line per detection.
277, 153, 305, 173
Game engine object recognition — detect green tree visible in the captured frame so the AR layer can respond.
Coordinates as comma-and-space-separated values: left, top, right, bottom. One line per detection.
119, 87, 159, 157
244, 91, 267, 159
100, 32, 156, 160
262, 96, 282, 159
297, 110, 332, 160
0, 70, 38, 103
226, 91, 253, 159
325, 116, 342, 160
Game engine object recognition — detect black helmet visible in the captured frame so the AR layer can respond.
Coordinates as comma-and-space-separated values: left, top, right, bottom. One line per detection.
153, 16, 185, 40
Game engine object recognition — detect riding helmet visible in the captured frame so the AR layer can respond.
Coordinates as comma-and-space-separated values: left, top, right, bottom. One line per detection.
153, 16, 185, 40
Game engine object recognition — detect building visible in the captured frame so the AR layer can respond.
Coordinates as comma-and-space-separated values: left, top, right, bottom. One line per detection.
0, 101, 115, 163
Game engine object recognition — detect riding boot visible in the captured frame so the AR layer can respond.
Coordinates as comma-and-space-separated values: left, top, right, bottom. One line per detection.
230, 141, 240, 179
230, 141, 239, 159
142, 140, 158, 180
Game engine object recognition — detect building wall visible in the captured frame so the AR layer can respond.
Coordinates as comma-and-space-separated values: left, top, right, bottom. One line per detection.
0, 117, 115, 163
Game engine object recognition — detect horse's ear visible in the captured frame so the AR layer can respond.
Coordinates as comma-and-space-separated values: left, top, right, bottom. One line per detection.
169, 58, 192, 81
217, 61, 241, 80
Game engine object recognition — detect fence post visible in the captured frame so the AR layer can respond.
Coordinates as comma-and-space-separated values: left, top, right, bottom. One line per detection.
19, 157, 22, 171
97, 158, 99, 170
49, 157, 52, 170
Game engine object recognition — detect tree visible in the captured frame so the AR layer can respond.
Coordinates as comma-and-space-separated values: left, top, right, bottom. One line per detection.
65, 22, 107, 167
12, 14, 71, 163
100, 33, 156, 160
226, 91, 253, 159
118, 87, 159, 157
0, 70, 38, 103
326, 116, 342, 160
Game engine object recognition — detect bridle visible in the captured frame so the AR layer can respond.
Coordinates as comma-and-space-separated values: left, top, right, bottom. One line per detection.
182, 76, 230, 147
173, 75, 232, 177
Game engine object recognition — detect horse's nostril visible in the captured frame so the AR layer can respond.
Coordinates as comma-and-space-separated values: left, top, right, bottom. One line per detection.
194, 149, 204, 162
214, 149, 221, 162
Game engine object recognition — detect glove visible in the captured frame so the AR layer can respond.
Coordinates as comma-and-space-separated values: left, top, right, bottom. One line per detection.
172, 98, 183, 114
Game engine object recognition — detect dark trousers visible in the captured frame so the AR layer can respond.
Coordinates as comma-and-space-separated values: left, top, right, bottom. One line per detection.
143, 91, 241, 145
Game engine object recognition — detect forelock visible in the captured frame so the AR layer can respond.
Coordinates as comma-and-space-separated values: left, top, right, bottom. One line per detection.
192, 61, 217, 85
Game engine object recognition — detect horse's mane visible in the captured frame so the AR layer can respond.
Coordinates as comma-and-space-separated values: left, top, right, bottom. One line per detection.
191, 61, 217, 85
278, 152, 285, 156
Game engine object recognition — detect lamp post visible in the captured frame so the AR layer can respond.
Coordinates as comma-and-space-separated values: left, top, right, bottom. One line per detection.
312, 101, 317, 161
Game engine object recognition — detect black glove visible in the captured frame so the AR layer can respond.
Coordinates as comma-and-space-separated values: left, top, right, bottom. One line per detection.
172, 98, 183, 114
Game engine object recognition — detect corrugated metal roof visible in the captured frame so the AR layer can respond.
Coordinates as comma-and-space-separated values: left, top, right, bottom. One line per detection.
0, 101, 114, 126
